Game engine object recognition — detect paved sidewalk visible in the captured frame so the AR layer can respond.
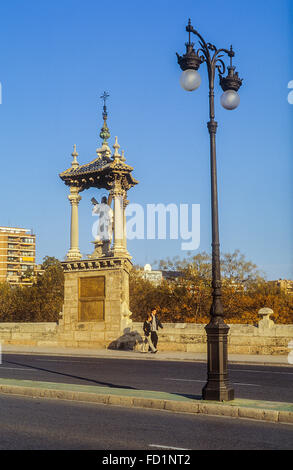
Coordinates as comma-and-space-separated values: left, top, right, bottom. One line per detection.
0, 376, 292, 425
1, 344, 292, 366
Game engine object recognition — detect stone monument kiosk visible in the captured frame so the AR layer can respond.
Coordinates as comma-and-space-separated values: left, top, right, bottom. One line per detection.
58, 93, 138, 348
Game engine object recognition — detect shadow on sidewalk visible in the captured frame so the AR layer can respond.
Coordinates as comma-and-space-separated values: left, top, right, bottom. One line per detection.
174, 393, 202, 400
4, 359, 137, 390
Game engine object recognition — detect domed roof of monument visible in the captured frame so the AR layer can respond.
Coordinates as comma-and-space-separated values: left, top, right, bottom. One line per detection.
59, 92, 138, 192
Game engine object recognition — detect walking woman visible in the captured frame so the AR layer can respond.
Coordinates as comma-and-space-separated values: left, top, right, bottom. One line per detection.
149, 307, 163, 351
142, 314, 157, 353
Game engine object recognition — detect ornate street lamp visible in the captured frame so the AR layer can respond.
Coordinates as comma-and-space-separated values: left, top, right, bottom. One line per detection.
177, 20, 243, 401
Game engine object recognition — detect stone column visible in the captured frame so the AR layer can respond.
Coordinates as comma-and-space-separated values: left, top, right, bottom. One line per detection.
112, 188, 125, 256
66, 186, 82, 260
123, 197, 129, 254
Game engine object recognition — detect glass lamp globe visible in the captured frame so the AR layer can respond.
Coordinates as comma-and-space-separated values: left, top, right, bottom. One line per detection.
180, 69, 201, 91
220, 90, 240, 110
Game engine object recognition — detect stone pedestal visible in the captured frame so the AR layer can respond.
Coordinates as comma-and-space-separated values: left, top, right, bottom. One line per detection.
58, 256, 132, 348
89, 240, 111, 258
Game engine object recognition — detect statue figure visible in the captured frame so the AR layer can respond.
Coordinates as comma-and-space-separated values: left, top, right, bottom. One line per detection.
91, 196, 113, 242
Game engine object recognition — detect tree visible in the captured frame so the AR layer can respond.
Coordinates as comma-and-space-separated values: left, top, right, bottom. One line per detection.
0, 282, 14, 321
34, 256, 64, 321
220, 250, 264, 287
130, 251, 293, 324
0, 256, 64, 323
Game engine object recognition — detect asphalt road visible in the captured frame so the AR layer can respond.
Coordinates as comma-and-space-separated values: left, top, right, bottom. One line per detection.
0, 394, 292, 450
0, 353, 292, 403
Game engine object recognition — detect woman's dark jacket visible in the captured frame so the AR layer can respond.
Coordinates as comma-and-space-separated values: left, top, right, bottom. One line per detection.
143, 316, 163, 336
143, 320, 151, 337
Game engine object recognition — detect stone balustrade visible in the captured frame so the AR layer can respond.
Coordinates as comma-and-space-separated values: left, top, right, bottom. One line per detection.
0, 323, 58, 347
132, 309, 293, 355
0, 309, 292, 355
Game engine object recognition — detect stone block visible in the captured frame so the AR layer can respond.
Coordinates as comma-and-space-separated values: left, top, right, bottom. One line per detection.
230, 336, 266, 346
186, 344, 206, 353
11, 333, 34, 340
108, 396, 134, 407
90, 323, 106, 332
132, 397, 165, 410
198, 403, 239, 418
164, 400, 199, 414
237, 407, 264, 420
57, 332, 75, 341
229, 345, 256, 354
76, 393, 109, 405
0, 332, 12, 339
74, 331, 92, 341
90, 332, 105, 341
238, 407, 278, 423
278, 411, 293, 424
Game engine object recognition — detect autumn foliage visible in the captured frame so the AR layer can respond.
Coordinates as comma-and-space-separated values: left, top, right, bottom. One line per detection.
130, 251, 293, 324
0, 251, 292, 325
0, 256, 64, 322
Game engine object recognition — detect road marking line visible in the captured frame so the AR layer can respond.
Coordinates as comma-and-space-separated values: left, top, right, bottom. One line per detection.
164, 378, 260, 387
33, 359, 102, 364
233, 382, 261, 387
149, 444, 190, 450
232, 368, 293, 375
164, 378, 205, 382
0, 367, 32, 371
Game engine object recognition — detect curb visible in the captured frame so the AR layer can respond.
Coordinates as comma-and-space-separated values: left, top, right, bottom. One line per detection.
0, 382, 292, 425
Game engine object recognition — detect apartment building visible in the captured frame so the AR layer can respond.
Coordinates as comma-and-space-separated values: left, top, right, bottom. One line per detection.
0, 227, 36, 286
269, 279, 293, 295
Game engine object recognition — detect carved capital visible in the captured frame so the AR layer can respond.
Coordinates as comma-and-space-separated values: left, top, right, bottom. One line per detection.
68, 187, 81, 205
110, 183, 126, 198
68, 193, 81, 205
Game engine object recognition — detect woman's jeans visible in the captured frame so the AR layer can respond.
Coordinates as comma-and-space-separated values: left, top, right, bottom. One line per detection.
142, 334, 156, 352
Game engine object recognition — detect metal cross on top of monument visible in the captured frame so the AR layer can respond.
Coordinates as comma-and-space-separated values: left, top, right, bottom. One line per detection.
59, 92, 138, 262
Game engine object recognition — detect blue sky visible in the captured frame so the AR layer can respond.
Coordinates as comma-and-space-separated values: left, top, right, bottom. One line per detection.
0, 0, 292, 280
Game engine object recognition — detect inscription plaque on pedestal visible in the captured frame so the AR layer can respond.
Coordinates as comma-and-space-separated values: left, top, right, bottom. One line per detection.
78, 276, 105, 322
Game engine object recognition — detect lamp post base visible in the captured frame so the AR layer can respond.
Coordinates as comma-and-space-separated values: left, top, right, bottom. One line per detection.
202, 381, 234, 402
202, 317, 234, 401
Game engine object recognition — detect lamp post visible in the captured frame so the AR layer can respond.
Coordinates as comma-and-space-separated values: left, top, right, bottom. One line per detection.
176, 20, 243, 401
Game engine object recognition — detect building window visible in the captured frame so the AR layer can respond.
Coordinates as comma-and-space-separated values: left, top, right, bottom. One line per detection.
21, 238, 34, 244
